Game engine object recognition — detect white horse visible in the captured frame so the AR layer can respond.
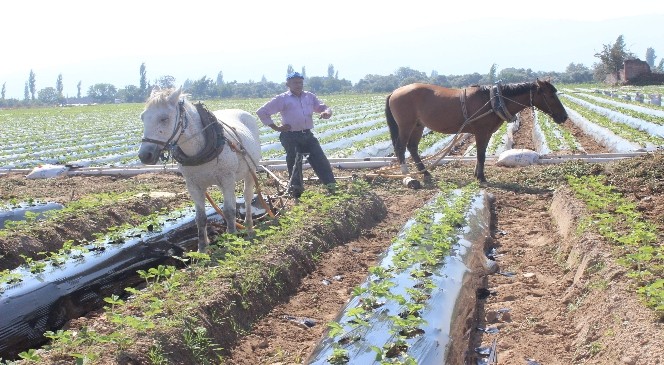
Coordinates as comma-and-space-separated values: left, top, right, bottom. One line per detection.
138, 87, 261, 253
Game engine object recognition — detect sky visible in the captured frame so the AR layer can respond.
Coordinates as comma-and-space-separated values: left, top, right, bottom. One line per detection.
1, 0, 663, 99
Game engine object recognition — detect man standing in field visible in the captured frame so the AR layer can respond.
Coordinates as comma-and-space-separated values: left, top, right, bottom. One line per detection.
256, 72, 336, 197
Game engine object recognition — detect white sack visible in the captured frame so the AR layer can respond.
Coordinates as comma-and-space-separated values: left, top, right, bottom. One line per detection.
26, 164, 69, 179
496, 149, 539, 167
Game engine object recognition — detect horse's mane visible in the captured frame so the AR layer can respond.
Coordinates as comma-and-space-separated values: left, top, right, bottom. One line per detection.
477, 82, 535, 96
145, 88, 191, 106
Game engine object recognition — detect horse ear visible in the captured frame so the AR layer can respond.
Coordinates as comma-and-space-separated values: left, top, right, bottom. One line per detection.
168, 86, 182, 104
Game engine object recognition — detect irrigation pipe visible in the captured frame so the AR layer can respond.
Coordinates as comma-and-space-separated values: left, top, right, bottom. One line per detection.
9, 152, 653, 179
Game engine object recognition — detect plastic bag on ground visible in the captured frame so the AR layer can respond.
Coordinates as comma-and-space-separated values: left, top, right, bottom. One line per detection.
26, 164, 69, 179
495, 149, 539, 167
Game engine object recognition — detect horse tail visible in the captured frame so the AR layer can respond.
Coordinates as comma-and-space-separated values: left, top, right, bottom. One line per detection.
385, 93, 400, 152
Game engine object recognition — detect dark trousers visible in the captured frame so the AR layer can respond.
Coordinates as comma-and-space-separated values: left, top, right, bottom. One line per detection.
279, 130, 336, 185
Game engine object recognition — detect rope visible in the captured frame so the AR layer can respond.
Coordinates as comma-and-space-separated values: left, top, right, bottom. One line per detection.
205, 192, 246, 230
218, 120, 276, 219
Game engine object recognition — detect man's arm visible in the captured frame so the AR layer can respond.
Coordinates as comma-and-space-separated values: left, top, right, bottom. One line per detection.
257, 95, 291, 132
312, 94, 332, 119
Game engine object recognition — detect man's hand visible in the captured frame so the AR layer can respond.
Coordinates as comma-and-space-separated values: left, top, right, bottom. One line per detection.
319, 111, 332, 119
270, 124, 292, 132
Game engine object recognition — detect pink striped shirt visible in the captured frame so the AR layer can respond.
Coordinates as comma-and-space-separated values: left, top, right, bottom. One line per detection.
256, 90, 331, 131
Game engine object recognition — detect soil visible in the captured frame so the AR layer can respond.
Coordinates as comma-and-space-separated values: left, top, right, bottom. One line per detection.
1, 110, 663, 365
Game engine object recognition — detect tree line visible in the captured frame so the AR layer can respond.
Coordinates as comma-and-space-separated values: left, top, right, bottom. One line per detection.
1, 35, 661, 108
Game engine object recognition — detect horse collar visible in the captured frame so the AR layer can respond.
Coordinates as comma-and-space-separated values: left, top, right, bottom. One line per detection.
490, 83, 515, 122
171, 102, 226, 166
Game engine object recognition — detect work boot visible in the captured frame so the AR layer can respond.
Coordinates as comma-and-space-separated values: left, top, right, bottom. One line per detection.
289, 185, 304, 199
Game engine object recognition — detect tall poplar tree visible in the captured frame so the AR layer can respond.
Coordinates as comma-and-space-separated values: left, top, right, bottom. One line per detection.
56, 74, 64, 98
28, 70, 36, 100
646, 47, 656, 69
139, 63, 147, 97
488, 63, 498, 84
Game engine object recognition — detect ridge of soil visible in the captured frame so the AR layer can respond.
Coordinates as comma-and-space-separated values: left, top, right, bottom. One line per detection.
1, 112, 663, 364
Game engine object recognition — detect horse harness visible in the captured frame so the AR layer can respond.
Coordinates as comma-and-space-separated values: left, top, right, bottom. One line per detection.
378, 80, 558, 179
141, 101, 230, 166
459, 81, 522, 129
172, 102, 228, 166
489, 82, 516, 122
414, 82, 530, 175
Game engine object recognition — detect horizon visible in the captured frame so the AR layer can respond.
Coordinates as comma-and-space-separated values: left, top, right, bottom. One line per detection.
2, 1, 663, 99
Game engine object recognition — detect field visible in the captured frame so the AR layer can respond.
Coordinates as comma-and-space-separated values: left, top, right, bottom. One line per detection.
1, 85, 663, 364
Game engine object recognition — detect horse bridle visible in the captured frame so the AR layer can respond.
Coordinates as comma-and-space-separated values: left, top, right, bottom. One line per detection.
495, 81, 559, 120
537, 85, 559, 118
141, 99, 190, 160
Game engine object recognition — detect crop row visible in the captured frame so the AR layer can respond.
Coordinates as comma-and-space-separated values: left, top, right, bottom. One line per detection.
562, 96, 664, 150
2, 86, 664, 170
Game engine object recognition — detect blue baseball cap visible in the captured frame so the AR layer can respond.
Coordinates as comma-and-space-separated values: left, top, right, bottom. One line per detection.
287, 72, 304, 80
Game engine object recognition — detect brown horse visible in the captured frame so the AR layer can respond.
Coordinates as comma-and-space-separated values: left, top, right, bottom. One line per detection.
386, 79, 568, 182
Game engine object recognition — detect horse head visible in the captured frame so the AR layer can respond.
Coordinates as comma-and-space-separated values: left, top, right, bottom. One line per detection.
138, 87, 184, 165
534, 79, 568, 124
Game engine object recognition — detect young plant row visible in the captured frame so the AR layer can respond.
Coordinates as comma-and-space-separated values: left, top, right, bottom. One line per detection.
487, 121, 509, 156
566, 175, 663, 319
322, 181, 479, 365
562, 98, 664, 148
0, 95, 386, 169
3, 180, 373, 364
569, 92, 664, 125
562, 94, 664, 141
0, 199, 195, 289
567, 84, 664, 105
533, 109, 581, 153
0, 190, 144, 239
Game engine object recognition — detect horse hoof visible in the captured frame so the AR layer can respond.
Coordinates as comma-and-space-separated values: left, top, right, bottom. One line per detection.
423, 174, 433, 184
